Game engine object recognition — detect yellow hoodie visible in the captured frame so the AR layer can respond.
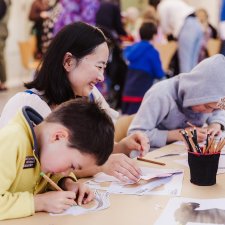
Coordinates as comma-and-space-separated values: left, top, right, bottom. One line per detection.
0, 107, 64, 220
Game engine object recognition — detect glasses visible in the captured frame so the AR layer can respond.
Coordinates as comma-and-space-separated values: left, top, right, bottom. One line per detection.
217, 97, 225, 110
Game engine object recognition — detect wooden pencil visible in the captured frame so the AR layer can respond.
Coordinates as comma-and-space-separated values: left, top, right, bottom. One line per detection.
40, 172, 63, 191
137, 157, 166, 166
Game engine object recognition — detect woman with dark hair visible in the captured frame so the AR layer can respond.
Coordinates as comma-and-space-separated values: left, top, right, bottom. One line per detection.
0, 22, 149, 182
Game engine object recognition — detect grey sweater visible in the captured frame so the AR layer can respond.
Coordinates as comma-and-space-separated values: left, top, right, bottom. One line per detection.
128, 54, 225, 147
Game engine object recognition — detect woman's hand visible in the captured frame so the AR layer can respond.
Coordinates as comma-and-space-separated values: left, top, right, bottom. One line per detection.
114, 132, 150, 156
101, 153, 141, 182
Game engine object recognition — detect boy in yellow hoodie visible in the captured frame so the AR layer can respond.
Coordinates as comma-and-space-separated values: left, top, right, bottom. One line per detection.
0, 99, 114, 220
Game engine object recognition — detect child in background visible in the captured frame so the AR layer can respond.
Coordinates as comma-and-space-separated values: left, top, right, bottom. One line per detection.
128, 54, 225, 147
0, 99, 114, 220
122, 22, 165, 115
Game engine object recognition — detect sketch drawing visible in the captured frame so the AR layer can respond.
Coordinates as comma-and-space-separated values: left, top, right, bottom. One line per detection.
174, 202, 225, 224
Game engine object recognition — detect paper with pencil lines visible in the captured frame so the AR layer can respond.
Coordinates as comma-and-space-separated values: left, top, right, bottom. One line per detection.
86, 167, 184, 196
50, 190, 110, 216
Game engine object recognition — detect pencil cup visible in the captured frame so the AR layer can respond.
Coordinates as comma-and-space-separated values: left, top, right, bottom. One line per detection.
188, 152, 220, 186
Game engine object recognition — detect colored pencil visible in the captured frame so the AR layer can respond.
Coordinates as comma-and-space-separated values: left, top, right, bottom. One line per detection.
40, 172, 63, 191
137, 157, 166, 166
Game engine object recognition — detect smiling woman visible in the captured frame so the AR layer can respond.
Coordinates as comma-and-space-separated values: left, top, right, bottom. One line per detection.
0, 21, 116, 125
0, 21, 149, 183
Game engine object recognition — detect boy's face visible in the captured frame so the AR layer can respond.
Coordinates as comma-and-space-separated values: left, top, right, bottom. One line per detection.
191, 102, 220, 113
40, 131, 97, 175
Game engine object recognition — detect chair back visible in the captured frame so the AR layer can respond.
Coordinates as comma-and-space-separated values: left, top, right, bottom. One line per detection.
114, 114, 135, 142
206, 39, 221, 57
154, 41, 177, 72
18, 36, 40, 70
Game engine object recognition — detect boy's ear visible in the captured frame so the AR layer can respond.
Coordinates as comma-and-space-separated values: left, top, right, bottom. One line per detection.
51, 130, 69, 142
63, 52, 76, 72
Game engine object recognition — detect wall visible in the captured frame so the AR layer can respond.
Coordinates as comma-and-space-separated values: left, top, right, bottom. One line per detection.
5, 0, 34, 87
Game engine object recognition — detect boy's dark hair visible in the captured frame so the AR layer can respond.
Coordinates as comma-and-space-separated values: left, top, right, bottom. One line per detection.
45, 99, 114, 166
25, 22, 110, 105
139, 22, 157, 41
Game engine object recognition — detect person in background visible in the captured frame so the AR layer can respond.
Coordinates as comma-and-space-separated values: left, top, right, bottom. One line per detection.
95, 0, 127, 40
95, 0, 128, 110
196, 8, 218, 62
128, 54, 225, 148
0, 0, 10, 91
29, 0, 51, 59
53, 0, 100, 35
122, 22, 165, 115
0, 99, 114, 220
99, 26, 128, 110
0, 22, 149, 183
219, 0, 225, 55
122, 6, 140, 40
150, 0, 203, 73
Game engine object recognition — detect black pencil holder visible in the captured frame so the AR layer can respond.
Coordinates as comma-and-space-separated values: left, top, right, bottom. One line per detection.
188, 152, 220, 186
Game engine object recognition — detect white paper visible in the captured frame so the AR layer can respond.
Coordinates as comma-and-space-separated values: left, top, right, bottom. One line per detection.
86, 167, 184, 196
154, 197, 225, 225
50, 190, 110, 216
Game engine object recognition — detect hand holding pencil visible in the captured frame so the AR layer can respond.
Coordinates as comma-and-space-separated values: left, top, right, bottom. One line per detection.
186, 121, 223, 142
186, 122, 207, 143
206, 123, 222, 137
40, 172, 94, 206
61, 179, 95, 205
34, 172, 78, 213
34, 189, 77, 213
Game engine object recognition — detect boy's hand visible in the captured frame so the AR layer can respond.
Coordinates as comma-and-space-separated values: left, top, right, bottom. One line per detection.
34, 191, 76, 213
115, 132, 150, 156
101, 153, 141, 182
63, 179, 94, 205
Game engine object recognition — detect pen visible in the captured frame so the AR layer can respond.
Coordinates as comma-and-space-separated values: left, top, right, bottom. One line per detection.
137, 157, 166, 166
40, 172, 63, 191
154, 153, 180, 159
186, 121, 195, 128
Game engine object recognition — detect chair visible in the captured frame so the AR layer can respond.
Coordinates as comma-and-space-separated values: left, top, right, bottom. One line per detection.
206, 38, 221, 57
18, 35, 40, 70
114, 114, 135, 142
154, 41, 177, 72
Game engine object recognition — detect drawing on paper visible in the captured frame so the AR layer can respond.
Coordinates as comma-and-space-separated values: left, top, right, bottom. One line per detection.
154, 197, 225, 225
50, 190, 110, 216
174, 202, 225, 225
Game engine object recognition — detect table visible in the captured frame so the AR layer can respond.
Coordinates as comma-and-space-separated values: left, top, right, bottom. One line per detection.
2, 144, 225, 225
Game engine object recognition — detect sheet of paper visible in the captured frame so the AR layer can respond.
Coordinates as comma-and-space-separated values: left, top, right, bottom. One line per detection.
86, 167, 184, 196
50, 190, 110, 216
154, 197, 225, 225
